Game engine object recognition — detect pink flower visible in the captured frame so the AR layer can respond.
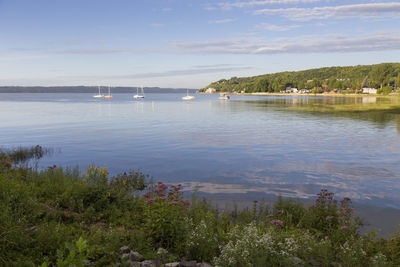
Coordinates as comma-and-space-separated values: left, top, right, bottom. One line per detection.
341, 226, 349, 230
326, 216, 334, 221
168, 201, 178, 206
346, 208, 354, 213
267, 214, 273, 218
277, 210, 283, 215
271, 220, 284, 227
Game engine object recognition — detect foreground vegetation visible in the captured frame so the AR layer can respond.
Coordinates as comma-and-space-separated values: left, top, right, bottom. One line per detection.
1, 147, 400, 266
200, 63, 400, 94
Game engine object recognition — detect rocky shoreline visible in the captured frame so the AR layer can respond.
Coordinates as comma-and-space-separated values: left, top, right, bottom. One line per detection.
119, 246, 213, 267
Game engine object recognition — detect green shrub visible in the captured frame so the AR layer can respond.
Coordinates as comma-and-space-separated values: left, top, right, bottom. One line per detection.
143, 182, 190, 254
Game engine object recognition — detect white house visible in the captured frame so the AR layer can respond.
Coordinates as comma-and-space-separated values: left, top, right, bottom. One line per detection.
205, 88, 216, 94
362, 88, 377, 94
285, 87, 298, 93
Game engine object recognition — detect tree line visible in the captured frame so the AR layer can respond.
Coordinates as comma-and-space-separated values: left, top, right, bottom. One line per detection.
200, 63, 400, 94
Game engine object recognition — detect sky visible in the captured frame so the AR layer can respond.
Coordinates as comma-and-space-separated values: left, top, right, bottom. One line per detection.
0, 0, 400, 88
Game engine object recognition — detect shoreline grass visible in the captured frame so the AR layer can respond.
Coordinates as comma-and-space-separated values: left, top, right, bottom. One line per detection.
1, 147, 400, 266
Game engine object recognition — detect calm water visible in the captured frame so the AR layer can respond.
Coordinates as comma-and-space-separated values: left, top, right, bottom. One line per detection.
1, 93, 400, 209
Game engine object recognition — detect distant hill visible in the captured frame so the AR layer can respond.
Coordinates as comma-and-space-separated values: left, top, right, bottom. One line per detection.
200, 63, 400, 93
0, 86, 197, 94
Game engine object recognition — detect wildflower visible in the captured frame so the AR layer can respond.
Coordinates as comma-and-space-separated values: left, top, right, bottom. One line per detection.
341, 226, 349, 230
271, 220, 284, 227
326, 216, 334, 221
346, 207, 354, 213
391, 237, 396, 242
277, 210, 284, 215
267, 214, 273, 218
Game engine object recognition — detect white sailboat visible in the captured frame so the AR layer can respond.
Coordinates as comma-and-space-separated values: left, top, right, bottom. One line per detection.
218, 93, 230, 100
93, 86, 105, 98
133, 86, 145, 99
104, 85, 112, 98
182, 89, 195, 100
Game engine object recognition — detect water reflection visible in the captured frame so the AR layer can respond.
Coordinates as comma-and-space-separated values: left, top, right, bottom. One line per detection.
1, 93, 400, 209
231, 96, 400, 134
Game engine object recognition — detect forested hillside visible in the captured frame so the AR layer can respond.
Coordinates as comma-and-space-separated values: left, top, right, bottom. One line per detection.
201, 63, 400, 93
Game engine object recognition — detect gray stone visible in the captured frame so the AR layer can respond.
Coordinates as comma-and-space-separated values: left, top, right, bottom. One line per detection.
27, 226, 38, 232
129, 261, 141, 267
165, 263, 180, 267
129, 251, 144, 262
140, 260, 156, 267
196, 263, 213, 267
308, 260, 322, 267
288, 257, 305, 266
120, 246, 130, 254
121, 253, 130, 260
179, 261, 197, 267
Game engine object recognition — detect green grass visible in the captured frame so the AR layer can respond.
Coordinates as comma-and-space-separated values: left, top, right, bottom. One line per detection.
1, 147, 400, 266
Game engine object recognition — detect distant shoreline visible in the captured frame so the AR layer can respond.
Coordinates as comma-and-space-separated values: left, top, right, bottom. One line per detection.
199, 92, 399, 97
0, 86, 197, 94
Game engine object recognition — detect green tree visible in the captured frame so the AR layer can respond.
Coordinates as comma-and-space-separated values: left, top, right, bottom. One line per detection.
254, 77, 269, 92
395, 73, 400, 88
370, 63, 394, 89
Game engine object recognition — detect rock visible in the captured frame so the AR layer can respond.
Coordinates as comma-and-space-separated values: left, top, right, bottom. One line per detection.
308, 260, 322, 267
165, 263, 180, 267
179, 261, 197, 267
26, 226, 38, 232
197, 263, 213, 267
121, 253, 130, 260
129, 261, 141, 267
120, 245, 130, 254
140, 260, 156, 267
288, 257, 305, 266
129, 251, 144, 262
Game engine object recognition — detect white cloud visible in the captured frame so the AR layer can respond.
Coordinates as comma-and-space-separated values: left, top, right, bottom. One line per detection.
255, 2, 400, 21
112, 65, 251, 79
255, 22, 299, 31
218, 0, 327, 9
208, 18, 237, 24
0, 55, 48, 61
172, 33, 400, 54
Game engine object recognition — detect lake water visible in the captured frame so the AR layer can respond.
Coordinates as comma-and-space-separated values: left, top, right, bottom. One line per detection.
1, 93, 400, 212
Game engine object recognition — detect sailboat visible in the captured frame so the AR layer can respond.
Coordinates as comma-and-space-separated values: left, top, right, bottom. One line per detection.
133, 86, 145, 99
182, 89, 195, 100
93, 86, 104, 98
104, 85, 113, 98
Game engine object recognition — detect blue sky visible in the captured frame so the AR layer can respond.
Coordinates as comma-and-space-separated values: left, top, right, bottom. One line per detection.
0, 0, 400, 88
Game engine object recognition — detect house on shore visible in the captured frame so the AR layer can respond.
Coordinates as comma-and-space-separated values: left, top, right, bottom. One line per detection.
205, 88, 216, 94
362, 88, 377, 94
285, 87, 298, 93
